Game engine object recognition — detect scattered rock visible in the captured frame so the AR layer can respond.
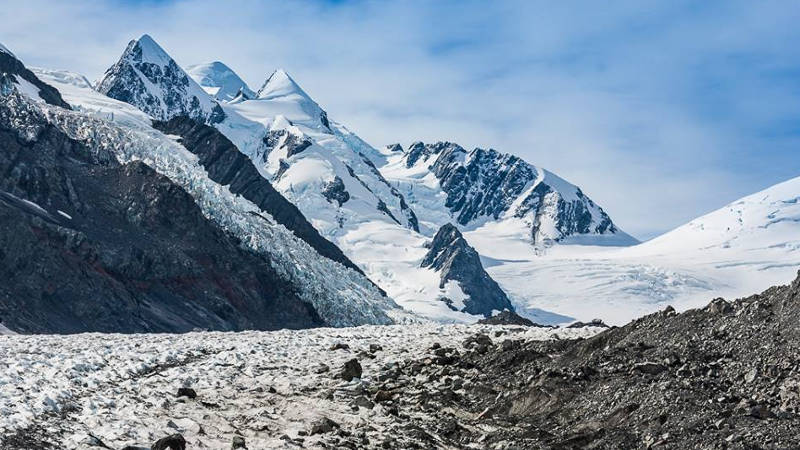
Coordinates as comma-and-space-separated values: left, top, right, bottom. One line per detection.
330, 342, 351, 351
463, 334, 492, 350
374, 390, 394, 403
748, 405, 775, 420
151, 434, 186, 450
744, 367, 759, 384
478, 310, 544, 326
352, 395, 375, 409
369, 343, 383, 353
708, 298, 734, 314
176, 387, 197, 399
567, 319, 609, 328
632, 362, 667, 375
310, 417, 340, 435
231, 435, 247, 449
338, 358, 362, 381
81, 434, 111, 448
315, 363, 330, 374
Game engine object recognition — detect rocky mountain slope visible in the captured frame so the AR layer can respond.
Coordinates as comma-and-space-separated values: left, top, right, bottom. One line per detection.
0, 46, 70, 109
23, 34, 646, 325
0, 44, 398, 332
402, 271, 800, 448
421, 224, 514, 316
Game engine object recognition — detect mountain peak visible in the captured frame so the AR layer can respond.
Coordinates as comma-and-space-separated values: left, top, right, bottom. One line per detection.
97, 34, 222, 122
127, 34, 172, 66
422, 223, 514, 317
186, 60, 255, 102
257, 68, 310, 101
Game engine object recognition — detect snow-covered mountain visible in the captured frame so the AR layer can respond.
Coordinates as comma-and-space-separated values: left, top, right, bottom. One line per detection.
469, 176, 800, 325
216, 68, 419, 239
633, 176, 800, 255
0, 42, 402, 332
26, 33, 792, 329
381, 141, 637, 246
186, 61, 256, 102
96, 35, 225, 123
88, 35, 636, 323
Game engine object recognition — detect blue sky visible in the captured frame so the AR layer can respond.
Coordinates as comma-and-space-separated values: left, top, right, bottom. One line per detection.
2, 0, 799, 239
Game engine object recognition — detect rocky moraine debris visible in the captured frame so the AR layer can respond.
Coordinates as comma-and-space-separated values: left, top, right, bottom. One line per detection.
4, 273, 800, 448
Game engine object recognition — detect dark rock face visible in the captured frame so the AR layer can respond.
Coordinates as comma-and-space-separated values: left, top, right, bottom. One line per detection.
96, 35, 222, 123
405, 141, 460, 168
386, 143, 403, 153
406, 141, 625, 244
0, 51, 70, 109
153, 116, 369, 278
421, 224, 513, 317
0, 93, 323, 334
261, 129, 313, 159
397, 272, 800, 448
321, 176, 350, 206
357, 153, 420, 233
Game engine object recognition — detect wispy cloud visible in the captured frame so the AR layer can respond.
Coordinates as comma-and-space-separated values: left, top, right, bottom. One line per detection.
3, 0, 799, 239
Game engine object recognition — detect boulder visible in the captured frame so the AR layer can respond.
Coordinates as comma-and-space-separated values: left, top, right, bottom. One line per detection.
151, 434, 186, 450
338, 358, 363, 381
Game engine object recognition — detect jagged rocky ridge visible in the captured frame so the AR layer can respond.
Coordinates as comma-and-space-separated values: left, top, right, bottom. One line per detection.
0, 49, 70, 109
96, 35, 225, 123
400, 141, 633, 245
422, 224, 514, 316
152, 117, 369, 278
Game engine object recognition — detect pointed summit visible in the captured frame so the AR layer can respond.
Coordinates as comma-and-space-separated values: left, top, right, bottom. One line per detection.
255, 69, 331, 131
186, 61, 255, 102
257, 69, 312, 101
134, 34, 172, 65
421, 223, 514, 317
97, 34, 223, 123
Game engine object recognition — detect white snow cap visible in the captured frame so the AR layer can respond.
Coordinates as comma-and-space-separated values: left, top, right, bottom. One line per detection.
257, 69, 312, 101
133, 34, 172, 65
186, 61, 255, 101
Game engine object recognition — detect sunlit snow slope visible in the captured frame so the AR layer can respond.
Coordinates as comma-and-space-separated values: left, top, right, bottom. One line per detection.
469, 178, 800, 324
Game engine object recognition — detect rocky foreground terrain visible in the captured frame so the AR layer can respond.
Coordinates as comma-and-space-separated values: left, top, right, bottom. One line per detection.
4, 272, 800, 449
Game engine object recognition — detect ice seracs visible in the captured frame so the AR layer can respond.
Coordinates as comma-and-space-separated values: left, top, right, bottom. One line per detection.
186, 61, 256, 102
96, 34, 225, 123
